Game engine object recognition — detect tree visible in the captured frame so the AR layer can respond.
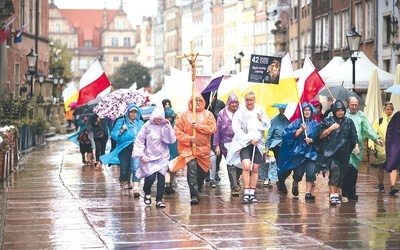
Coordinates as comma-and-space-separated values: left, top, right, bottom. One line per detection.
111, 61, 151, 89
50, 41, 73, 83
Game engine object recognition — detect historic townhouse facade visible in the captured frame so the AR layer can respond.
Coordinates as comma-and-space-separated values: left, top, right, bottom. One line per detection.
49, 1, 135, 81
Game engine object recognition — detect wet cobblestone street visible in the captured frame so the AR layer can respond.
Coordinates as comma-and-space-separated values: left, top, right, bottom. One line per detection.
1, 136, 400, 249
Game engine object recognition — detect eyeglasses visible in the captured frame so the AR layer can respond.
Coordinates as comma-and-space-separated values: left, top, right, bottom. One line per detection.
384, 102, 393, 106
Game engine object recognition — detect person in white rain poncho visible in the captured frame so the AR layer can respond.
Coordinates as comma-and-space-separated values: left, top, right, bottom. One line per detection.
226, 90, 271, 203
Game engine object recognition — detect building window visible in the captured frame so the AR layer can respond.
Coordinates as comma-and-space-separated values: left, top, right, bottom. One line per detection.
85, 41, 92, 48
342, 10, 349, 49
123, 56, 129, 62
315, 18, 321, 52
55, 24, 60, 32
365, 0, 374, 40
355, 2, 363, 38
111, 37, 119, 47
114, 56, 119, 62
384, 15, 391, 46
334, 13, 341, 50
79, 60, 87, 71
322, 15, 329, 51
123, 37, 131, 47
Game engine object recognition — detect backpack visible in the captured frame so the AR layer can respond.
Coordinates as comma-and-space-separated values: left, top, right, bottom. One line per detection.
78, 130, 91, 144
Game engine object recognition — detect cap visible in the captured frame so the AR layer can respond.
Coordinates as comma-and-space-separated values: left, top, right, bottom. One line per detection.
129, 106, 138, 112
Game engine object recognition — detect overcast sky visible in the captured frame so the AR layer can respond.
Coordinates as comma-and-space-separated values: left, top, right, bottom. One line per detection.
53, 0, 158, 26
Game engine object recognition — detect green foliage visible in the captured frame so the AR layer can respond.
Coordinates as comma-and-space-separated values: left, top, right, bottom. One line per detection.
50, 40, 73, 83
111, 61, 151, 89
33, 117, 50, 136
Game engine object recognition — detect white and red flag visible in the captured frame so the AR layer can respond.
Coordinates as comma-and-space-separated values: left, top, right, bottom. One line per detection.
75, 59, 111, 107
285, 56, 325, 121
0, 17, 15, 43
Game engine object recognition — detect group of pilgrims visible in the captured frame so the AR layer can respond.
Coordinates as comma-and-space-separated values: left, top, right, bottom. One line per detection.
71, 89, 400, 207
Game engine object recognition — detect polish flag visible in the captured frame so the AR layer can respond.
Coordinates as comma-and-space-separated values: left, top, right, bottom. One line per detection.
75, 59, 111, 107
285, 56, 325, 121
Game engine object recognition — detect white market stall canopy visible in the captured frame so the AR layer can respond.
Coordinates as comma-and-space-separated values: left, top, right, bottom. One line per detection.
324, 52, 395, 89
319, 56, 345, 80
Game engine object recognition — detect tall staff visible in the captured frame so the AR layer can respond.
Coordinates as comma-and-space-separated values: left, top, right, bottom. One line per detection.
177, 41, 210, 154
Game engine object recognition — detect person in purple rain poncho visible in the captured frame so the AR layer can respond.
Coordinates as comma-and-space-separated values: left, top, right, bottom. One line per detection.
385, 110, 400, 195
213, 93, 241, 196
278, 102, 319, 200
132, 106, 176, 208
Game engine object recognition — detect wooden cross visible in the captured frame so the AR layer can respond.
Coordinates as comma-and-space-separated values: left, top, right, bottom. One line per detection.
177, 41, 210, 155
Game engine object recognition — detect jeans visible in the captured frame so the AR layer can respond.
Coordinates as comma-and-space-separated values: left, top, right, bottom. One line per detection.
118, 144, 133, 182
143, 172, 165, 202
187, 159, 208, 199
292, 160, 316, 182
227, 165, 242, 189
131, 157, 141, 183
209, 150, 217, 181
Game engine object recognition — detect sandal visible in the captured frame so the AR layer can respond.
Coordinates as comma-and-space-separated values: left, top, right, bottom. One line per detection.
156, 201, 166, 208
144, 195, 151, 205
242, 194, 250, 204
248, 195, 258, 203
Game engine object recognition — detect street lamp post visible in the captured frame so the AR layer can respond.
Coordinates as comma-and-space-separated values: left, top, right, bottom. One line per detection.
346, 26, 362, 92
53, 74, 59, 100
37, 71, 46, 103
234, 51, 245, 73
26, 49, 38, 100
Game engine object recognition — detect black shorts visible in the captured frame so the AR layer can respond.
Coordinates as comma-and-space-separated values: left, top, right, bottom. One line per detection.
239, 144, 263, 164
79, 143, 92, 154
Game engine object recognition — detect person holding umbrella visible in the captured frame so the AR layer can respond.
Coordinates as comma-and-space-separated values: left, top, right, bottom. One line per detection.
226, 90, 270, 203
100, 103, 144, 196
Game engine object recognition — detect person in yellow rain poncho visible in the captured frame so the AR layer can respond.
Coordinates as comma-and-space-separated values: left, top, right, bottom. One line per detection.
173, 92, 216, 205
369, 102, 394, 193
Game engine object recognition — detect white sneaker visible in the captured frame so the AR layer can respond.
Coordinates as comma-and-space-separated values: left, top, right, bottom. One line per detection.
263, 179, 270, 187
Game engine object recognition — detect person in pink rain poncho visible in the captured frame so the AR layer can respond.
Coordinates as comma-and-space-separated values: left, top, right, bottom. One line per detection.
132, 106, 176, 208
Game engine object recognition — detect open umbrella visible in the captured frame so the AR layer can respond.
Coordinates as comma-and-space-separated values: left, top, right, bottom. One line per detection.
364, 68, 382, 123
387, 84, 400, 95
318, 84, 365, 106
93, 89, 149, 119
389, 64, 400, 112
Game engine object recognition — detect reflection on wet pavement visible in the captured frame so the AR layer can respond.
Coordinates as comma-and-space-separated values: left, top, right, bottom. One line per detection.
0, 138, 399, 249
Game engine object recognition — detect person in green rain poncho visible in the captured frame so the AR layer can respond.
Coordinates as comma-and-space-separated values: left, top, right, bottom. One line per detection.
342, 97, 383, 200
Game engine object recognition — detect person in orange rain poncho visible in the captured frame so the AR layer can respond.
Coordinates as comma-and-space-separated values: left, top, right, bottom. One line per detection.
173, 92, 216, 205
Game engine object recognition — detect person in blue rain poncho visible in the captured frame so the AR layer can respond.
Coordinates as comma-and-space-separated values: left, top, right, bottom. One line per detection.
278, 102, 319, 200
100, 103, 143, 197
